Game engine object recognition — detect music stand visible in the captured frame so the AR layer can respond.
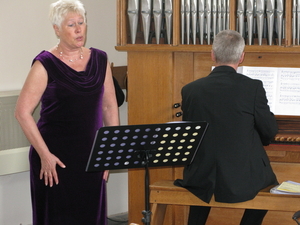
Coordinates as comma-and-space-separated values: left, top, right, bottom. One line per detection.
86, 121, 208, 225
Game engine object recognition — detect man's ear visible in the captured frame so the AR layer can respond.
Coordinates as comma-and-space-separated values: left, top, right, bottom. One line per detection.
211, 50, 216, 62
239, 52, 245, 64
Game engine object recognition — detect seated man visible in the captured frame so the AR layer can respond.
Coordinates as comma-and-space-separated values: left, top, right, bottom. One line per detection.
174, 30, 278, 225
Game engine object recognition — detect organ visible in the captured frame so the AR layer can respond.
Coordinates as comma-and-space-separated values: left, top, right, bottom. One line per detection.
116, 0, 300, 224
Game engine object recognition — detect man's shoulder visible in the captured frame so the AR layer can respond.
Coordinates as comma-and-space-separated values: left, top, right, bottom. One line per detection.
183, 77, 206, 90
236, 72, 264, 86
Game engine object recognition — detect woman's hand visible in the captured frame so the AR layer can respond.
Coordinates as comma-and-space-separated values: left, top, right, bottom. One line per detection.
39, 152, 66, 187
103, 170, 109, 182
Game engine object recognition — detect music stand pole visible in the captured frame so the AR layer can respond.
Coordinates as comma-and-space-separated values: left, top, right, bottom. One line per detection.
141, 151, 151, 225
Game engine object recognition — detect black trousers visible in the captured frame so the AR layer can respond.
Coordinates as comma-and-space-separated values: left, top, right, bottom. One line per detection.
188, 206, 268, 225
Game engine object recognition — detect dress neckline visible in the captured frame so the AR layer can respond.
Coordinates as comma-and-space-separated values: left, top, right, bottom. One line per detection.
46, 47, 93, 73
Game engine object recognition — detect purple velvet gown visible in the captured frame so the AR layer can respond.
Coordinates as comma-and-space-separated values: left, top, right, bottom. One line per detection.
29, 48, 107, 225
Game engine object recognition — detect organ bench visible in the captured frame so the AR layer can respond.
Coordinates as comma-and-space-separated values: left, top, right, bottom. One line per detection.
150, 162, 300, 225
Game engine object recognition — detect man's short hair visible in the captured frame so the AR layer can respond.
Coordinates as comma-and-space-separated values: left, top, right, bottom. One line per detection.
212, 30, 245, 64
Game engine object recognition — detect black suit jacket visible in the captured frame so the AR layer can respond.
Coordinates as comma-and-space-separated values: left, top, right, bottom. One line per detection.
174, 66, 278, 203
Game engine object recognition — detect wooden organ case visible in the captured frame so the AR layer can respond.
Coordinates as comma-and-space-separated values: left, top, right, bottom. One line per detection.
115, 0, 300, 224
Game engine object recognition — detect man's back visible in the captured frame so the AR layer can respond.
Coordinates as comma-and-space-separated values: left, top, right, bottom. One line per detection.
175, 65, 278, 203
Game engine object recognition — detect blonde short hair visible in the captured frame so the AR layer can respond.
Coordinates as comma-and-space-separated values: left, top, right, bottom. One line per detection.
49, 0, 86, 27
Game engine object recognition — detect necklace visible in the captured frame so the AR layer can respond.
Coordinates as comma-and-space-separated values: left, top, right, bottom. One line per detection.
56, 45, 83, 62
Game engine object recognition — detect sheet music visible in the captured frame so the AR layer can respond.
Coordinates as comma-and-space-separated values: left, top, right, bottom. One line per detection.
271, 180, 300, 195
238, 66, 300, 116
276, 68, 300, 115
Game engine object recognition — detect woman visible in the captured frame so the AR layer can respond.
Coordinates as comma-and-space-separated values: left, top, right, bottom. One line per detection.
15, 0, 119, 224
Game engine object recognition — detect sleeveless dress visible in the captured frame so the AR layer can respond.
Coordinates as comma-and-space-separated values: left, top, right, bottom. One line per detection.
29, 48, 108, 225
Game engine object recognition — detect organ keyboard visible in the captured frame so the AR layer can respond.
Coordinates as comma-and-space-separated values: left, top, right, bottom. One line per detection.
265, 116, 300, 163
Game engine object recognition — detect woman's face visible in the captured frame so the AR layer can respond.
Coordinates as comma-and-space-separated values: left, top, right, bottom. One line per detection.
55, 12, 86, 48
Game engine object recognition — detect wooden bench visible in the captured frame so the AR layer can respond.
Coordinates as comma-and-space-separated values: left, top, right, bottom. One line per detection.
150, 162, 300, 225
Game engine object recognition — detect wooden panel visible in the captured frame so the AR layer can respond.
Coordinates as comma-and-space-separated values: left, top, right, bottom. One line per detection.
127, 51, 175, 224
127, 51, 173, 124
172, 52, 194, 121
116, 0, 127, 46
172, 0, 180, 46
267, 149, 300, 163
271, 162, 300, 183
229, 0, 237, 30
194, 53, 214, 80
241, 52, 300, 68
285, 0, 293, 45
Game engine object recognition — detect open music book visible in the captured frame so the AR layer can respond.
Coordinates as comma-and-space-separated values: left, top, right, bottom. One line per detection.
237, 66, 300, 116
270, 180, 300, 195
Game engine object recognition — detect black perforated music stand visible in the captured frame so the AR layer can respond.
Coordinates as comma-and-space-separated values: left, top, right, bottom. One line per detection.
86, 121, 208, 225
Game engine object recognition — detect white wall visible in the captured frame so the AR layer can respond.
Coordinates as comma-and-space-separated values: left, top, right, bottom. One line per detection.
0, 1, 128, 224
